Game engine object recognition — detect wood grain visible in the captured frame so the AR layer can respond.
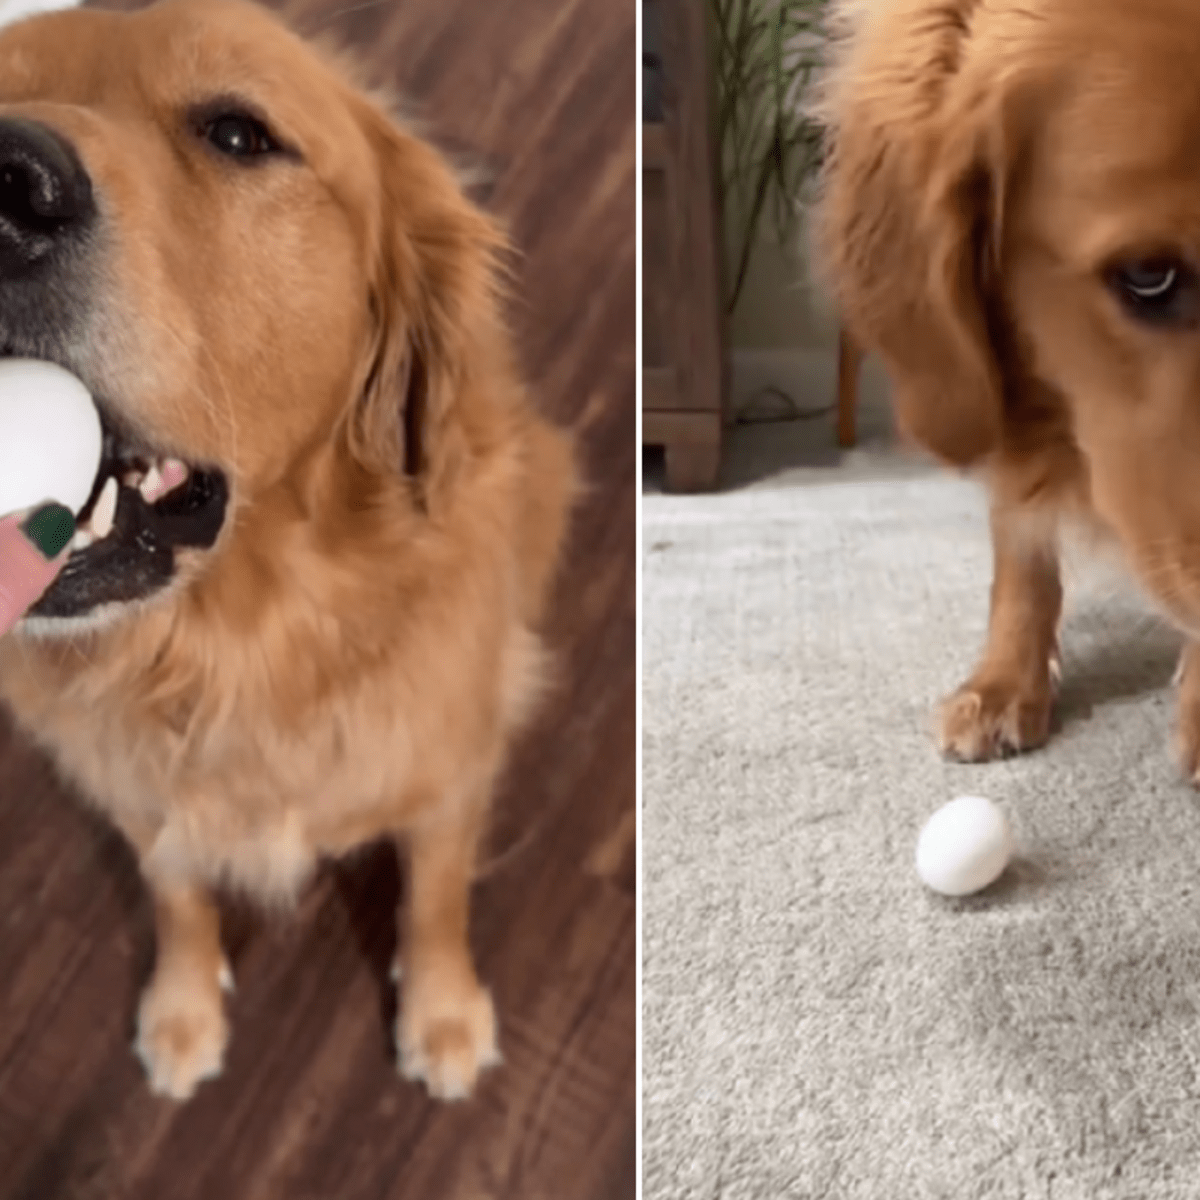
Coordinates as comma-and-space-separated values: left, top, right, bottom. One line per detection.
641, 0, 726, 492
0, 2, 635, 1198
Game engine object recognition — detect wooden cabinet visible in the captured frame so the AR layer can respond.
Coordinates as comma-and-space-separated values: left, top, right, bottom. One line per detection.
642, 0, 728, 491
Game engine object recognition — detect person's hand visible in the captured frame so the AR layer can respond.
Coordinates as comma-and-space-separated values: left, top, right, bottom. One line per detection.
0, 503, 76, 634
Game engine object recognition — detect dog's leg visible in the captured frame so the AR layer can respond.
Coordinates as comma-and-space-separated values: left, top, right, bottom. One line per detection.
1174, 642, 1200, 784
395, 786, 500, 1101
133, 872, 231, 1101
939, 505, 1062, 760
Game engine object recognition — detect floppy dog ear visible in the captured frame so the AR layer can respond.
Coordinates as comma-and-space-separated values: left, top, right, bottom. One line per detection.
818, 10, 1026, 467
347, 99, 512, 506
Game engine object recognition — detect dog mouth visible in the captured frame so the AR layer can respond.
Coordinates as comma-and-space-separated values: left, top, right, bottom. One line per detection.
27, 402, 229, 620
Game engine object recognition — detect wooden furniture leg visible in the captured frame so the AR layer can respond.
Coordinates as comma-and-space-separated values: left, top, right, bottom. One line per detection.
664, 430, 720, 492
836, 329, 862, 448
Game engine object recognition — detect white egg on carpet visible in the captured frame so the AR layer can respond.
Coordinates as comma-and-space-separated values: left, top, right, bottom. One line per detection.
915, 794, 1014, 896
0, 358, 101, 518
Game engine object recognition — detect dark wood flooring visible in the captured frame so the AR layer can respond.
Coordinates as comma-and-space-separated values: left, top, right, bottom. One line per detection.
0, 2, 635, 1198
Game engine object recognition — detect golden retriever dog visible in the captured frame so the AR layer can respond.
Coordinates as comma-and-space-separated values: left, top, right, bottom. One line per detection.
0, 0, 574, 1102
819, 0, 1200, 772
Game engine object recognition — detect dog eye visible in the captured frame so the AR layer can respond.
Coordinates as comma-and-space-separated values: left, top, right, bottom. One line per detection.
1109, 258, 1198, 326
204, 113, 280, 159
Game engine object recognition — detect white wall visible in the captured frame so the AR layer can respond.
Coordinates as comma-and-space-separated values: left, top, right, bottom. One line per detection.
726, 222, 838, 351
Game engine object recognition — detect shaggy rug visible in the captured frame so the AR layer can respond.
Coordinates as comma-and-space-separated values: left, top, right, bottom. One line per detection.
643, 459, 1200, 1199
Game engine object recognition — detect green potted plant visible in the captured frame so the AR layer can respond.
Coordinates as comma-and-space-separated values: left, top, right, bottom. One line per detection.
712, 0, 829, 314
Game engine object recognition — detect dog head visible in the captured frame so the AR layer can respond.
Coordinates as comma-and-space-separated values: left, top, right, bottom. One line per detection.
821, 0, 1200, 629
0, 0, 507, 627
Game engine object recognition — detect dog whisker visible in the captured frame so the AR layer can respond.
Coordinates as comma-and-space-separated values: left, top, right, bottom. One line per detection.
135, 312, 240, 469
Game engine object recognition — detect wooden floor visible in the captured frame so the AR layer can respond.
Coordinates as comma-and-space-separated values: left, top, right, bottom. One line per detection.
0, 2, 635, 1198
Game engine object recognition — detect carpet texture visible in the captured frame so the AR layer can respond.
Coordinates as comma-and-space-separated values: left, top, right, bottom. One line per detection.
643, 464, 1200, 1200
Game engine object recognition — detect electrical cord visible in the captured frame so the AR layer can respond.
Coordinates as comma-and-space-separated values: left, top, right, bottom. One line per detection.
735, 383, 836, 425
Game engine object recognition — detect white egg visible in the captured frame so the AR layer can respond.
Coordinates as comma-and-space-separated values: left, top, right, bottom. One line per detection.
0, 358, 101, 518
915, 794, 1014, 896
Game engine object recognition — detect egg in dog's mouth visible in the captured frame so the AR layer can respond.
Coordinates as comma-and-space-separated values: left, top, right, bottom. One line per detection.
28, 405, 229, 620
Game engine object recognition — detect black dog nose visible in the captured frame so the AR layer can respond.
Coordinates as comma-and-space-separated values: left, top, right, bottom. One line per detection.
0, 118, 93, 275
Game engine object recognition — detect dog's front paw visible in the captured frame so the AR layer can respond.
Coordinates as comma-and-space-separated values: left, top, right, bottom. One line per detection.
396, 967, 501, 1101
938, 671, 1054, 762
1175, 649, 1200, 785
1179, 711, 1200, 785
135, 970, 229, 1101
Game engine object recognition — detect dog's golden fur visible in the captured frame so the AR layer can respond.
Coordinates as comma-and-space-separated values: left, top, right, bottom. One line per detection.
0, 0, 574, 1100
819, 0, 1200, 769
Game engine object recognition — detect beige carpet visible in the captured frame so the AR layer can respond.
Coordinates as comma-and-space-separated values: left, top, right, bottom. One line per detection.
643, 457, 1200, 1199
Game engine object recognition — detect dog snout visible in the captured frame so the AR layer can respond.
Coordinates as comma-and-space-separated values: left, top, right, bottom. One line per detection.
0, 118, 93, 275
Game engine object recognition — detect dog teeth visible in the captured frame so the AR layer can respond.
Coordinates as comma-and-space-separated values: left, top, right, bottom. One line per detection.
91, 476, 118, 539
140, 457, 188, 503
71, 528, 95, 551
160, 457, 189, 494
139, 462, 163, 502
